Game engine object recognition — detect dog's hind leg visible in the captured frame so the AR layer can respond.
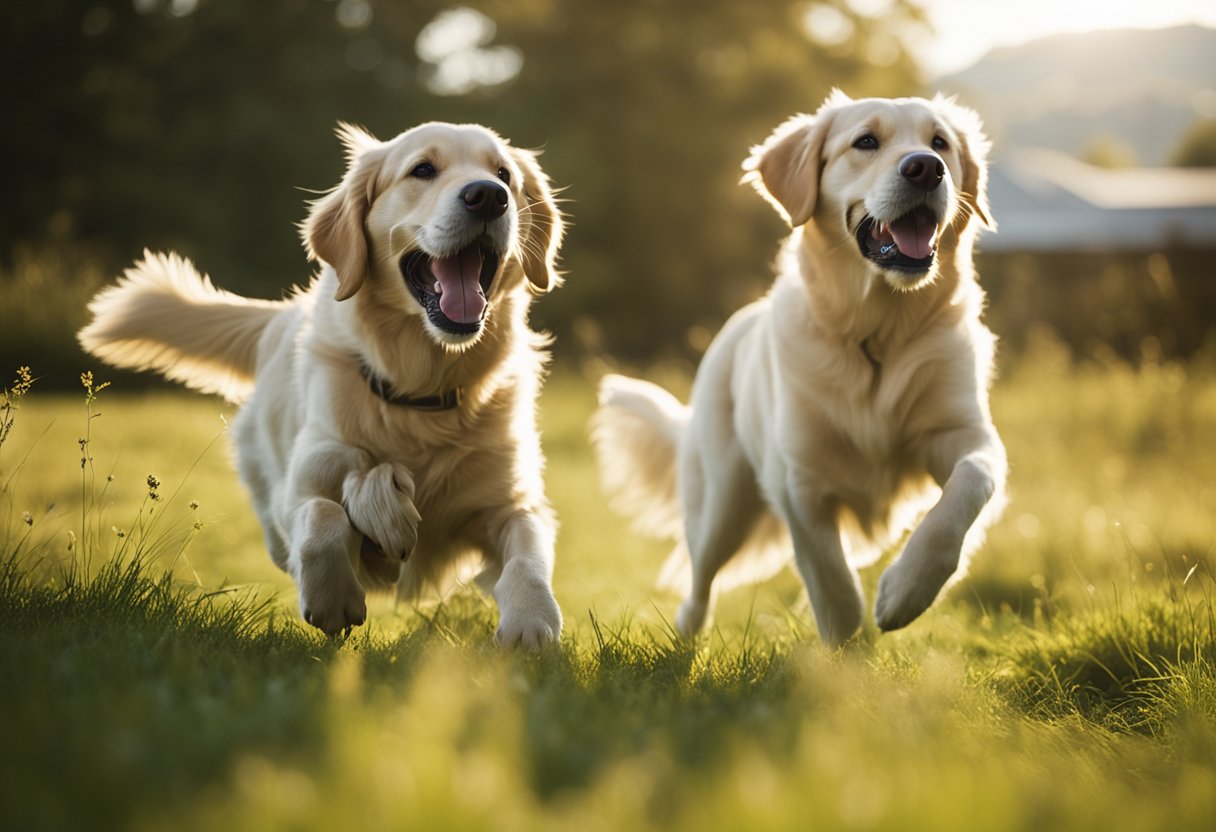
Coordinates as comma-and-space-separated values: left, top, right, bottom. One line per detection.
780, 484, 863, 647
235, 453, 290, 571
676, 437, 764, 637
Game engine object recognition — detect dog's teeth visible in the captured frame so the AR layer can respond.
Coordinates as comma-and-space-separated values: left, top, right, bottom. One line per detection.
433, 281, 442, 294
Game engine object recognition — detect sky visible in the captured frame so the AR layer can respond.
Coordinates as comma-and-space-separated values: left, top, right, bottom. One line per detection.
906, 0, 1216, 75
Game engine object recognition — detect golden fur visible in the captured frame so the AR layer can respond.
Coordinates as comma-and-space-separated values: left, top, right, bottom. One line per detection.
80, 122, 566, 645
594, 92, 1007, 646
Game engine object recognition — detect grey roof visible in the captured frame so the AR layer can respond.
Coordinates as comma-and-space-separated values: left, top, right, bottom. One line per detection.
979, 148, 1216, 251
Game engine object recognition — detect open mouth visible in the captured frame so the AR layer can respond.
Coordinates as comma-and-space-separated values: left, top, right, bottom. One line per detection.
400, 240, 501, 336
856, 206, 940, 274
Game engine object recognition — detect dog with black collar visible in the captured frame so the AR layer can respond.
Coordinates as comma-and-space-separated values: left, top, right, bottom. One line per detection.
79, 121, 566, 646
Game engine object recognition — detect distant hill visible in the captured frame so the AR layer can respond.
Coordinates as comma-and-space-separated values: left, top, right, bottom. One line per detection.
933, 25, 1216, 165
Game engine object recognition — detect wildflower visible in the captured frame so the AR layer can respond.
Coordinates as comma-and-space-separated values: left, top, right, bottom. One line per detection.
80, 370, 110, 406
3, 366, 33, 406
147, 475, 161, 501
22, 511, 32, 527
113, 526, 126, 539
189, 500, 199, 510
0, 366, 35, 448
12, 366, 32, 398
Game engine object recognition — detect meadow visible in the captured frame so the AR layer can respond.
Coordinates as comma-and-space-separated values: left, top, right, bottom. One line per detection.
2, 338, 1215, 831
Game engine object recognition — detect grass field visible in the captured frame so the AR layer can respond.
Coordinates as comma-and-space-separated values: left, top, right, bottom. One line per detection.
2, 343, 1215, 831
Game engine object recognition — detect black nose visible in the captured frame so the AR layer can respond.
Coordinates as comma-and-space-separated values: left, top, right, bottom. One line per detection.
459, 180, 509, 221
899, 152, 945, 192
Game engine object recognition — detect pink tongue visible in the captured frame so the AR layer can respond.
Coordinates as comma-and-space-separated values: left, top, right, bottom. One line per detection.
887, 208, 938, 260
431, 247, 486, 324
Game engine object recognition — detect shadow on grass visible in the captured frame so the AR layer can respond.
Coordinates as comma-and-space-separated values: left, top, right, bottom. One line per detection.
0, 554, 340, 832
3, 549, 1216, 831
0, 554, 809, 829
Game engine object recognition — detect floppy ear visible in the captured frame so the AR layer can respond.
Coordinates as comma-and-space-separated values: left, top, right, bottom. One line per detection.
511, 147, 564, 293
743, 111, 835, 227
936, 97, 995, 230
302, 124, 385, 301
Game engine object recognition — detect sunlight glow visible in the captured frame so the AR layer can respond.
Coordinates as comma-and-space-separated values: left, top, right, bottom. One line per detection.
335, 0, 372, 31
804, 5, 856, 46
912, 0, 1216, 75
415, 7, 522, 96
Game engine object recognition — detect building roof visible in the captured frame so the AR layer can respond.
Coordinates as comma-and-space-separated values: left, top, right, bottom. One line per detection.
979, 148, 1216, 251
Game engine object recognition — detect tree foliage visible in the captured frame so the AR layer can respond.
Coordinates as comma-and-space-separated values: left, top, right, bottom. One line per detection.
2, 0, 926, 363
1170, 118, 1216, 168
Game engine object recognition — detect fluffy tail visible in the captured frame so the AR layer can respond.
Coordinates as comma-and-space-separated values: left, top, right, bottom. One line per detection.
593, 373, 795, 595
591, 374, 689, 538
78, 251, 287, 402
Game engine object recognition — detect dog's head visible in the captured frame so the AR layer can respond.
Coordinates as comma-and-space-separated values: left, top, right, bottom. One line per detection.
303, 122, 563, 349
744, 91, 993, 291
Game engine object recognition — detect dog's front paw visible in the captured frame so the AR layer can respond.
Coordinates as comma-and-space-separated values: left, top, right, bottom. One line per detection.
873, 529, 959, 631
343, 462, 421, 560
494, 575, 562, 649
496, 600, 562, 649
675, 597, 708, 638
299, 566, 367, 637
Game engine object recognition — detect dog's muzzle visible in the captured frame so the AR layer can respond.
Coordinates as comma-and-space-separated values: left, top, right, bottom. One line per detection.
401, 240, 501, 336
856, 207, 941, 274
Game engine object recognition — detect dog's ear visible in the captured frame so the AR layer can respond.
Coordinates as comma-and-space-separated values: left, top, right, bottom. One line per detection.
935, 97, 995, 231
510, 147, 564, 293
302, 124, 385, 301
743, 109, 836, 227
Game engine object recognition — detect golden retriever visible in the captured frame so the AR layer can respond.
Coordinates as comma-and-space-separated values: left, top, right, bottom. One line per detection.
593, 92, 1007, 647
79, 122, 565, 645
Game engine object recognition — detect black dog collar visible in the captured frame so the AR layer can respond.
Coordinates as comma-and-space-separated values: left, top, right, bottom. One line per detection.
361, 364, 463, 411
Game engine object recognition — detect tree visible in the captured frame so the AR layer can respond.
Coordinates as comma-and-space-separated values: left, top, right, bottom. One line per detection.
1, 0, 927, 368
1171, 119, 1216, 167
476, 0, 929, 360
1082, 134, 1139, 169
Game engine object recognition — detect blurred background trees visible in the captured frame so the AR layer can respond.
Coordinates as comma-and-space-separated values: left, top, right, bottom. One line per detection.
1172, 119, 1216, 167
1, 0, 928, 384
2, 1, 1213, 387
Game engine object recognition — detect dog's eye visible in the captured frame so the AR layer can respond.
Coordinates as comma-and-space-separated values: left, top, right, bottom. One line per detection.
496, 167, 511, 185
931, 135, 949, 151
410, 162, 437, 179
852, 134, 879, 151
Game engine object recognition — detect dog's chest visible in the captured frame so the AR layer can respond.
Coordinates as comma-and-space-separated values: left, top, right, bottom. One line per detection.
365, 417, 475, 483
359, 406, 525, 514
786, 350, 948, 503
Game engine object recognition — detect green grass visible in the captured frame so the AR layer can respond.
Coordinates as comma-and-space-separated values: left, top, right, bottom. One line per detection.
2, 347, 1215, 831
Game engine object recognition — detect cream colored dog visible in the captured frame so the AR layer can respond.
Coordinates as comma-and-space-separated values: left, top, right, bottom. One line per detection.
594, 92, 1007, 647
80, 122, 565, 645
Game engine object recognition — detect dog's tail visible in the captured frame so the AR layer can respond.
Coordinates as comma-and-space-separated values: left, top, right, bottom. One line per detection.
592, 373, 793, 595
591, 373, 689, 539
78, 250, 288, 402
